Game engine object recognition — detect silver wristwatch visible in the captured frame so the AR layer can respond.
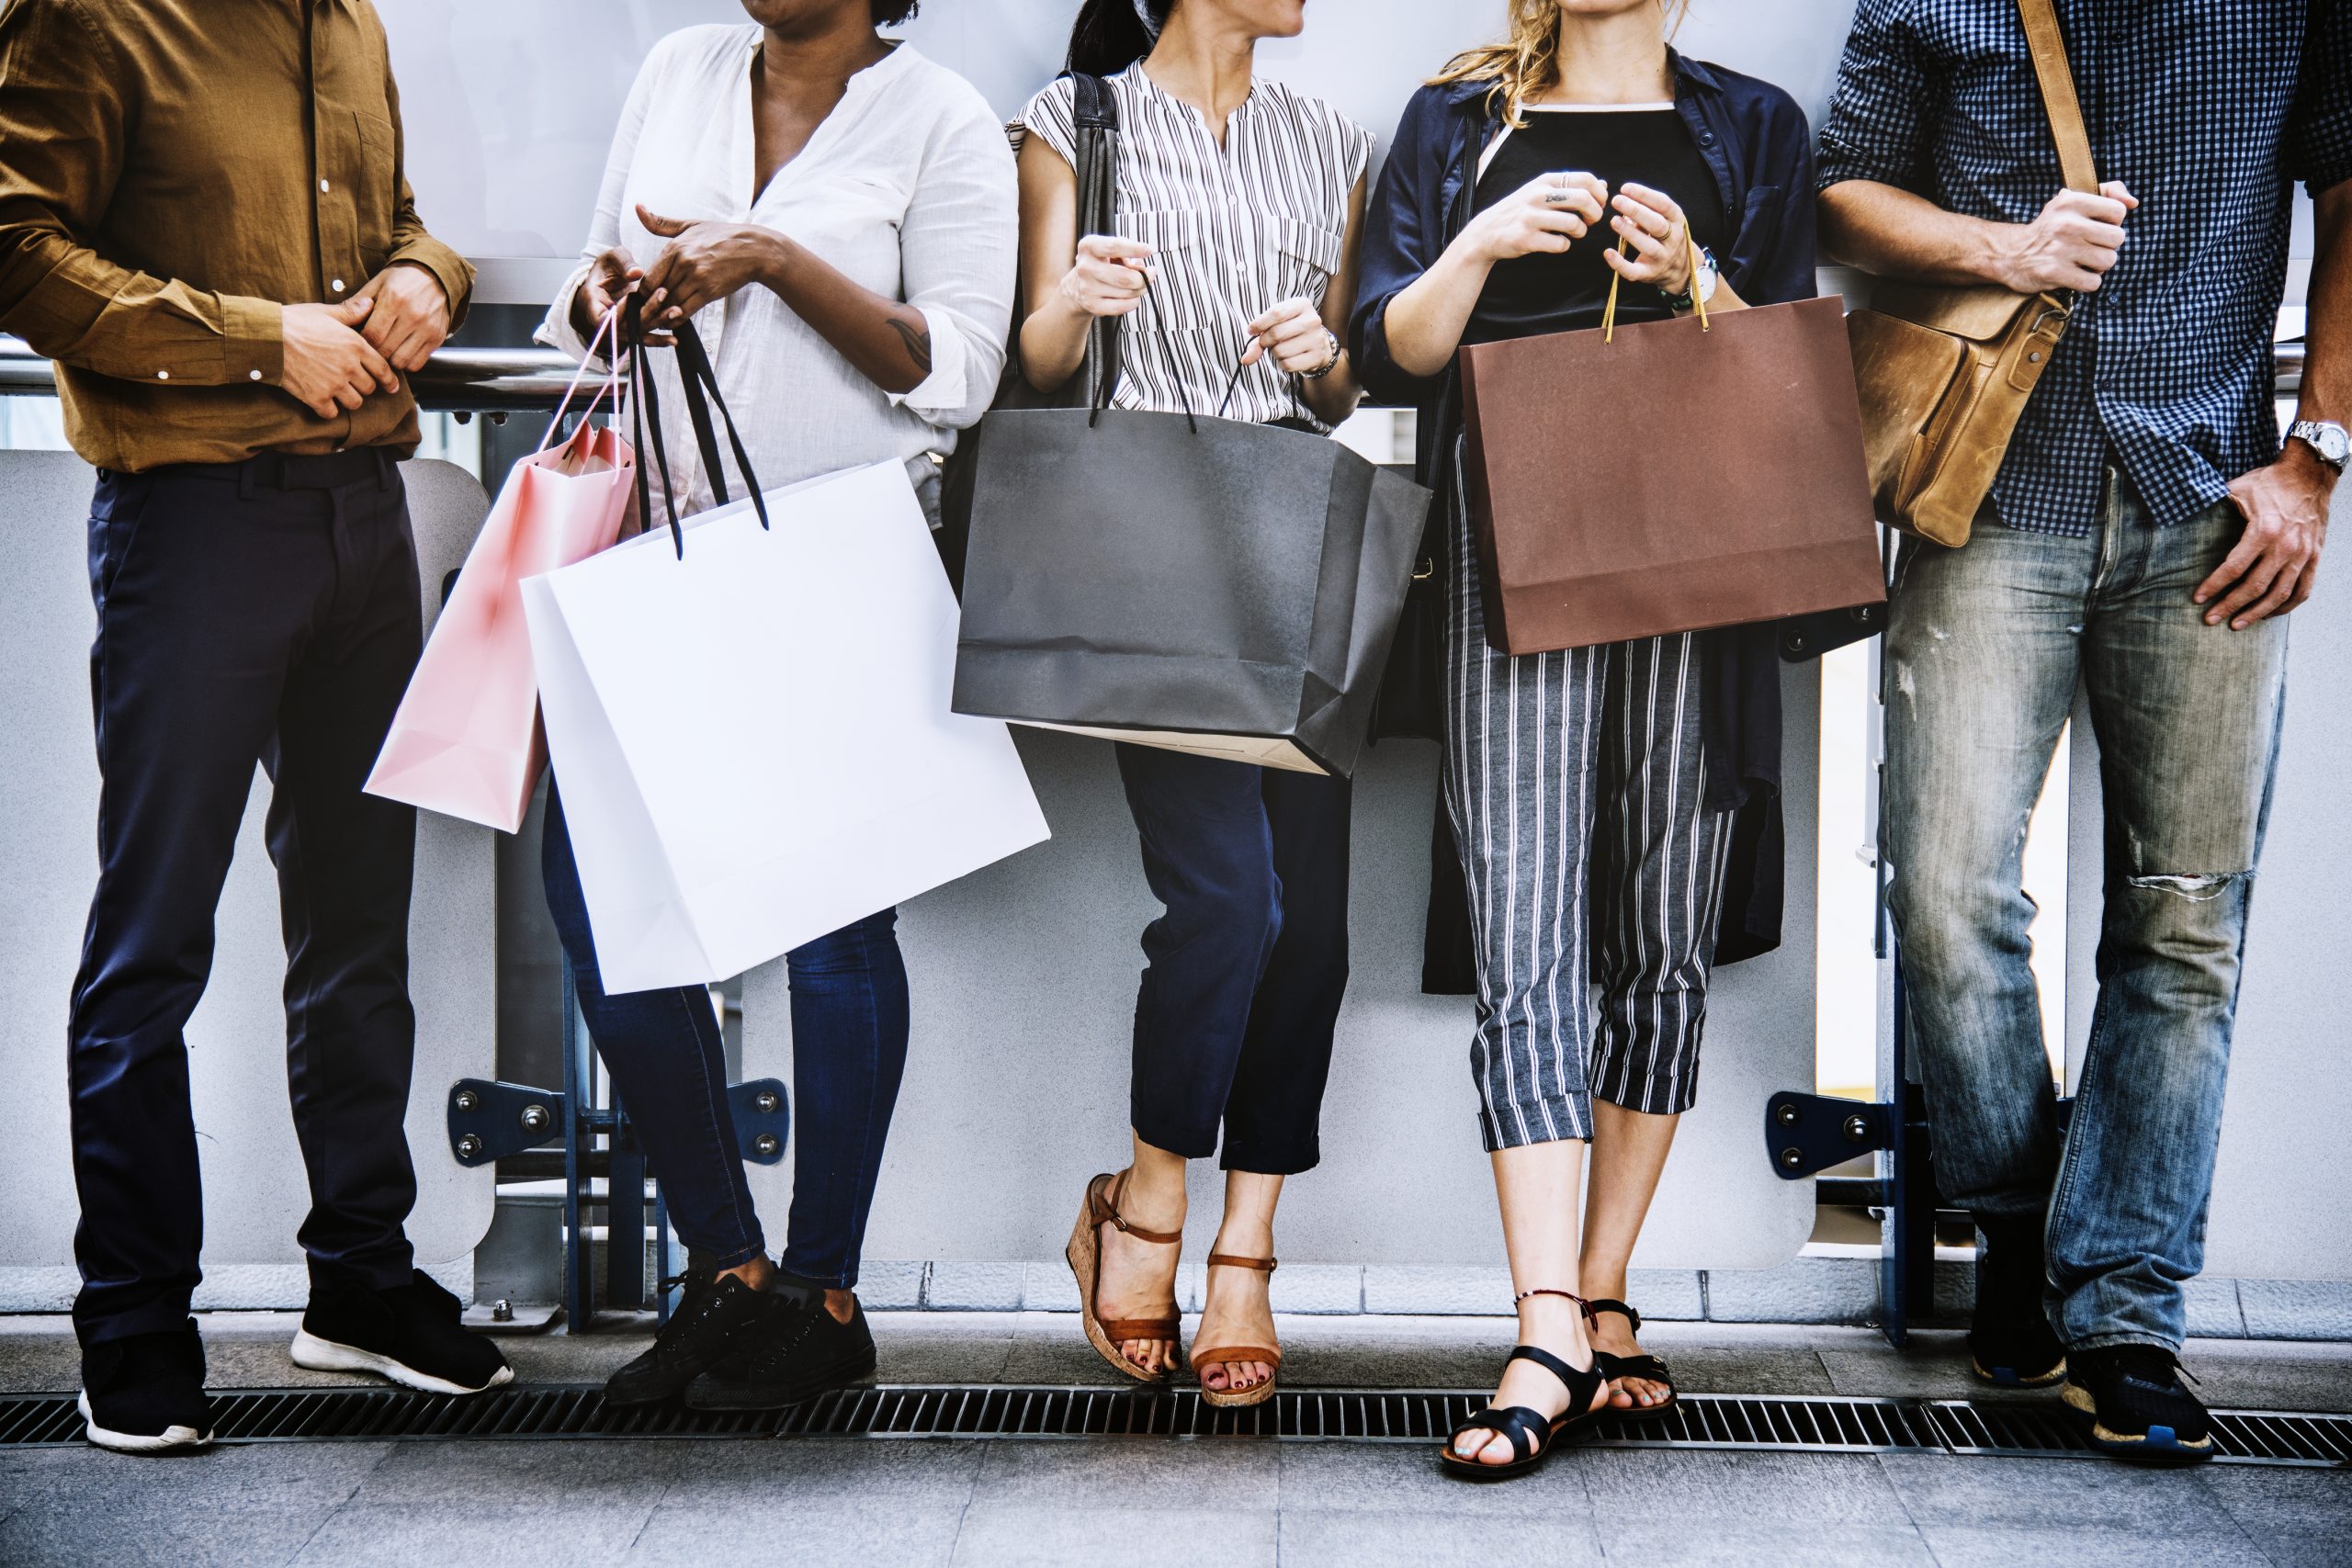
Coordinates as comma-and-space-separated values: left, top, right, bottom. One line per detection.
1660, 246, 1720, 313
2287, 419, 2350, 474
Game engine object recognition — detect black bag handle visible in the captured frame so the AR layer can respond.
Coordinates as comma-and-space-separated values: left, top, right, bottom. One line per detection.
1067, 73, 1249, 438
621, 299, 769, 558
628, 308, 682, 558
672, 319, 767, 531
1071, 73, 1125, 416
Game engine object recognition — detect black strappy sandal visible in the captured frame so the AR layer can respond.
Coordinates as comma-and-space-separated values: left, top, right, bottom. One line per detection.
1588, 1298, 1679, 1420
1438, 1291, 1611, 1482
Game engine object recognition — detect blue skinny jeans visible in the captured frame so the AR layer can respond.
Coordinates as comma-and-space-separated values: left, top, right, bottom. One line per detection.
541, 784, 910, 1289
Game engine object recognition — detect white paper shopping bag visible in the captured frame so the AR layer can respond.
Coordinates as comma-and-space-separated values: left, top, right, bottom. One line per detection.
523, 459, 1049, 993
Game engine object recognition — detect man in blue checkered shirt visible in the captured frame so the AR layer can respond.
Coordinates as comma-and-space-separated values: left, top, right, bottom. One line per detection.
1819, 0, 2348, 1463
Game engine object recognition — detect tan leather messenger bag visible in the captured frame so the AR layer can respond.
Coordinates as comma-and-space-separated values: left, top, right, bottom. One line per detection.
1846, 0, 2098, 547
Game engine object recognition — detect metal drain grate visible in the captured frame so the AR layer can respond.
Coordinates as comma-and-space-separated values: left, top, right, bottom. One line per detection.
5, 1386, 2342, 1466
1928, 1399, 2352, 1466
778, 1388, 1938, 1451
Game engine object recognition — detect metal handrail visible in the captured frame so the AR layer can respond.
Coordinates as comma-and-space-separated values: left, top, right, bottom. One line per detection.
0, 337, 607, 413
0, 333, 2310, 416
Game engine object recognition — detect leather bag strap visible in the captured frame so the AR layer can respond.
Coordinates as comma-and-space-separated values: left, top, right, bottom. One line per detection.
2016, 0, 2099, 196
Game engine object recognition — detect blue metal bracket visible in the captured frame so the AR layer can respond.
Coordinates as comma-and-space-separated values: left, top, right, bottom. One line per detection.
1763, 1080, 1936, 1348
1764, 1091, 1893, 1178
447, 1079, 567, 1168
453, 961, 793, 1333
1767, 958, 1939, 1348
729, 1080, 789, 1165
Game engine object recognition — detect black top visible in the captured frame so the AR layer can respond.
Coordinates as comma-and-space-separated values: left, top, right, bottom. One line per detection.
1353, 58, 1824, 971
1466, 107, 1724, 345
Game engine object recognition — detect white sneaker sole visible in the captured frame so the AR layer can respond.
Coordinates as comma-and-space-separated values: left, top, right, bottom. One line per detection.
288, 1328, 514, 1395
77, 1390, 211, 1454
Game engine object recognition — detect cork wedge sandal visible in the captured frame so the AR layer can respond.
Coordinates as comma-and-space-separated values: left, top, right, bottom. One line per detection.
1191, 1254, 1282, 1410
1067, 1172, 1182, 1383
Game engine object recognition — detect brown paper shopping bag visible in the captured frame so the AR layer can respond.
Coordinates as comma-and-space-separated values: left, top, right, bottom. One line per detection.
1459, 266, 1884, 657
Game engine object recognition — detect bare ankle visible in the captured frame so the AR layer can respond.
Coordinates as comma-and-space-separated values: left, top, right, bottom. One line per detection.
1212, 1228, 1274, 1261
718, 1256, 774, 1292
1516, 1295, 1591, 1358
1118, 1164, 1187, 1233
822, 1289, 855, 1325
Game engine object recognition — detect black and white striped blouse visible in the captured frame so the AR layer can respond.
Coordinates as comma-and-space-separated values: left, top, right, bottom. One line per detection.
1022, 66, 1372, 433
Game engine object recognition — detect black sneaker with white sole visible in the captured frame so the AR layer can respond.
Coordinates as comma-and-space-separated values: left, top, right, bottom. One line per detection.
2063, 1344, 2215, 1464
80, 1320, 214, 1455
604, 1258, 775, 1406
684, 1278, 876, 1411
1968, 1215, 2066, 1388
290, 1269, 513, 1394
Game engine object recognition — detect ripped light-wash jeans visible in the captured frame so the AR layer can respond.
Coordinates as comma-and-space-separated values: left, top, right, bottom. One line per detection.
1883, 469, 2288, 1352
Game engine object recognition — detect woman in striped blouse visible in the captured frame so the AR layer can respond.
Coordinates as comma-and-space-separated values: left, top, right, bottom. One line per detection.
1014, 0, 1371, 1407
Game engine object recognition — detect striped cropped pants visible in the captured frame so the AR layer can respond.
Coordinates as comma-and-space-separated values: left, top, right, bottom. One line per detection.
1442, 457, 1736, 1151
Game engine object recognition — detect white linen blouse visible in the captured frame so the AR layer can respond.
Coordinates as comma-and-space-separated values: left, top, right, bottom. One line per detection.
537, 28, 1017, 516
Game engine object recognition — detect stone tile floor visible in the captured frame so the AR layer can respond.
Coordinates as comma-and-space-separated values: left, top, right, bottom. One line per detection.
1, 1313, 2346, 1568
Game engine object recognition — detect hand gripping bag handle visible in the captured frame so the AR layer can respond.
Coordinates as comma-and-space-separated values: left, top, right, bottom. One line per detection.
622, 299, 768, 558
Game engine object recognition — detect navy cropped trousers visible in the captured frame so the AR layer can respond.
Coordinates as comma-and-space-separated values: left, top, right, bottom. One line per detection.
68, 453, 424, 1347
1116, 744, 1351, 1174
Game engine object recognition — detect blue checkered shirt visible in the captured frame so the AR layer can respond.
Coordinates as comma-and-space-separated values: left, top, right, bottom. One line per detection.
1817, 1, 2352, 536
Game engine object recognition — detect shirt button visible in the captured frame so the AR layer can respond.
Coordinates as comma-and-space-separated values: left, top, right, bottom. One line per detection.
249, 369, 264, 381
155, 369, 169, 380
332, 279, 345, 292
320, 179, 331, 193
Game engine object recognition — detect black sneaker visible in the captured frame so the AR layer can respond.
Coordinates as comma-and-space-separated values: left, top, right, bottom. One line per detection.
684, 1279, 876, 1411
1968, 1216, 2066, 1388
2063, 1345, 2215, 1464
603, 1258, 775, 1406
79, 1320, 213, 1454
291, 1269, 514, 1394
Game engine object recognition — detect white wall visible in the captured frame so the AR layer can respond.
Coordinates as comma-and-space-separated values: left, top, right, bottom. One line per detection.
379, 0, 1871, 269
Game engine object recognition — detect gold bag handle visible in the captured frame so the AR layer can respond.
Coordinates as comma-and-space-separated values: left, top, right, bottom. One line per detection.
1602, 226, 1710, 344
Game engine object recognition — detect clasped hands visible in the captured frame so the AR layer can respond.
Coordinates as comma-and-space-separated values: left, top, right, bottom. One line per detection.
279, 263, 451, 420
1469, 171, 1698, 298
571, 205, 793, 353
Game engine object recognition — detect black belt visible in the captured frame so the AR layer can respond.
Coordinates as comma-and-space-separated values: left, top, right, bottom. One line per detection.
142, 447, 397, 492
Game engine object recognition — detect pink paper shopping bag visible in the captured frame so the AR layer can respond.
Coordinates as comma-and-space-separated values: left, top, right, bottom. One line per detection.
367, 320, 637, 832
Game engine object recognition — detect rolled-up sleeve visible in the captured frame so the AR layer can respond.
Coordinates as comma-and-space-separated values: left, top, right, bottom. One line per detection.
2288, 0, 2352, 197
1349, 85, 1450, 411
892, 103, 1019, 429
1815, 0, 1934, 195
0, 0, 284, 384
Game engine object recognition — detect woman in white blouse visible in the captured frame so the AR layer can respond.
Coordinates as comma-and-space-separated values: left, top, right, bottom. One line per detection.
534, 0, 1015, 1413
1018, 0, 1371, 1409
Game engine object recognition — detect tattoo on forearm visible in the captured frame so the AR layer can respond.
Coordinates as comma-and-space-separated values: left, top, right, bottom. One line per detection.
888, 317, 933, 375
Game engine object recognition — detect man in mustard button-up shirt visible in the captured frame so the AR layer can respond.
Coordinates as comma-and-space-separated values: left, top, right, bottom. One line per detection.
0, 0, 509, 1453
